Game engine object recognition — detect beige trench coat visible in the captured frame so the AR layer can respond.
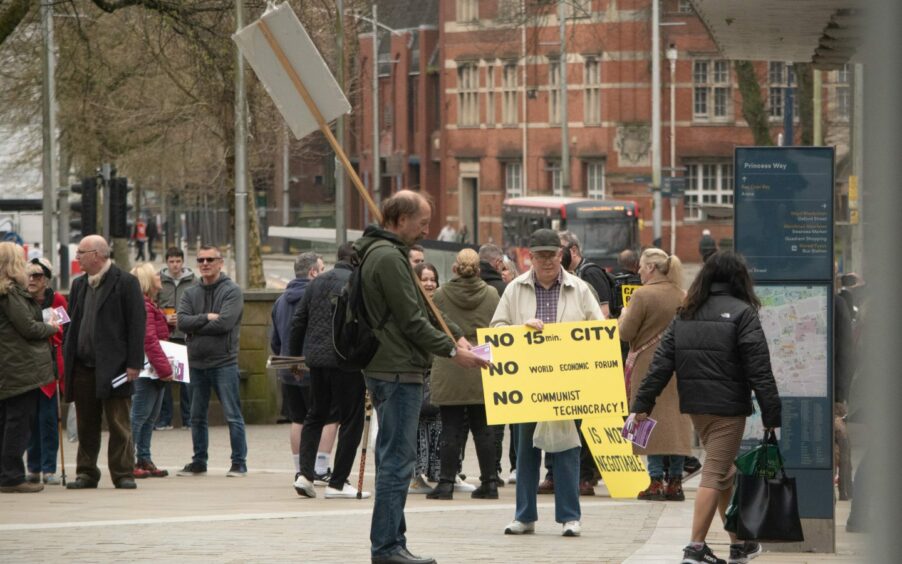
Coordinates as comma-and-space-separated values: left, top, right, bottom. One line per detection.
618, 279, 693, 456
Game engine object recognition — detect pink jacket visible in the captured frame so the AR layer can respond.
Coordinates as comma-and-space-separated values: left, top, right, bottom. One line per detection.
144, 296, 172, 378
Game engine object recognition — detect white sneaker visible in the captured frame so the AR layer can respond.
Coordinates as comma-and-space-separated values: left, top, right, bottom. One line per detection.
504, 520, 535, 535
507, 469, 517, 484
293, 473, 316, 498
324, 482, 371, 499
562, 520, 581, 537
454, 475, 476, 493
408, 474, 434, 494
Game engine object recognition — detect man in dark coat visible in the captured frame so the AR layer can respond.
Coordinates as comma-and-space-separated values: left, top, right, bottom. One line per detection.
478, 243, 507, 298
290, 243, 368, 499
63, 235, 146, 490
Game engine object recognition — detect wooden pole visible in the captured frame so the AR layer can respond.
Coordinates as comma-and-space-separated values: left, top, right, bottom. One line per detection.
256, 19, 454, 340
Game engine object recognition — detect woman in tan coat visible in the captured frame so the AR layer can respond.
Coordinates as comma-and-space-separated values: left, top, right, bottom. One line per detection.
618, 248, 693, 501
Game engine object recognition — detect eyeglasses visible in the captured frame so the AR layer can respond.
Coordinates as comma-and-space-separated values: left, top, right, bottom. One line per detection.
28, 273, 45, 280
75, 249, 97, 257
532, 253, 558, 263
197, 257, 221, 264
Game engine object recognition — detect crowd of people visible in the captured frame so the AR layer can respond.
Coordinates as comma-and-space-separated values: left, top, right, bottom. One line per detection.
0, 188, 863, 564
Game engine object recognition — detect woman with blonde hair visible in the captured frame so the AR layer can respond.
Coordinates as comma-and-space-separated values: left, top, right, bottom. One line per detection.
618, 247, 693, 502
129, 262, 173, 478
426, 248, 501, 500
0, 242, 60, 493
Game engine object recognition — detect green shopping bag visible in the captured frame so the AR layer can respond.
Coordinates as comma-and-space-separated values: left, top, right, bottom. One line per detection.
725, 430, 783, 533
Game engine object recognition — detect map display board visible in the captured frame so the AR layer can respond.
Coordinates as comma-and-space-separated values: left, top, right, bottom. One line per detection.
734, 147, 834, 282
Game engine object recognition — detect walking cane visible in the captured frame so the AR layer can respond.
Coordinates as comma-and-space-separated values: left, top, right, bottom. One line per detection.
55, 378, 67, 487
356, 391, 373, 500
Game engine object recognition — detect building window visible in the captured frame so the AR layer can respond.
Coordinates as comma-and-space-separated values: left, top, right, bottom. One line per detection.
486, 64, 496, 126
549, 58, 561, 125
456, 0, 478, 22
768, 62, 799, 120
585, 161, 605, 199
684, 162, 734, 220
834, 64, 850, 121
502, 62, 519, 125
504, 161, 523, 198
693, 60, 731, 121
548, 160, 562, 197
678, 0, 694, 14
457, 63, 479, 126
583, 57, 601, 125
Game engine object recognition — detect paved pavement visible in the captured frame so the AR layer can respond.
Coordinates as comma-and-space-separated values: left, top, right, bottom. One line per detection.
0, 424, 864, 563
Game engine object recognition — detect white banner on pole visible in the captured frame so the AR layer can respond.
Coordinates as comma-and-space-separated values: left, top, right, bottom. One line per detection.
232, 2, 350, 140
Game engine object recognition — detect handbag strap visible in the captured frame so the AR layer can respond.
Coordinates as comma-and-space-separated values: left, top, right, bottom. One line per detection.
762, 429, 788, 479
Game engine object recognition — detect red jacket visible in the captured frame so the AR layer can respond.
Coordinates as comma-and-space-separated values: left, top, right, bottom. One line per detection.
40, 291, 68, 399
144, 296, 173, 378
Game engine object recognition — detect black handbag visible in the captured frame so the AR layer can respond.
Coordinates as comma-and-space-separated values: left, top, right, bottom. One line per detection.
734, 439, 804, 543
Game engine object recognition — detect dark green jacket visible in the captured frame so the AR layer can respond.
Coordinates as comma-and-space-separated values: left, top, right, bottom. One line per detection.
354, 226, 456, 381
0, 283, 56, 401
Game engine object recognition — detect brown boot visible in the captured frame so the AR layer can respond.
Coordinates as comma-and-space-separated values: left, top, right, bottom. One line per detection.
0, 482, 44, 493
637, 478, 665, 501
538, 478, 554, 494
664, 477, 685, 501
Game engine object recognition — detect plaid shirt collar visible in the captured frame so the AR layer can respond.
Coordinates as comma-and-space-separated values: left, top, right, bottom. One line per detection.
532, 268, 563, 323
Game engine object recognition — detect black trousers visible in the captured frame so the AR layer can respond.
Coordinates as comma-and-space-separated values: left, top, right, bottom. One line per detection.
299, 367, 366, 489
0, 388, 39, 487
437, 404, 496, 484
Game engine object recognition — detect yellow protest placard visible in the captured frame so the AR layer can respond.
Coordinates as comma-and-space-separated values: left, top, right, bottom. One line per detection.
620, 284, 641, 309
476, 320, 627, 425
581, 417, 649, 499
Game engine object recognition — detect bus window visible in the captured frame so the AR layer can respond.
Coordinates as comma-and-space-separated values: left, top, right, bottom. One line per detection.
567, 219, 635, 268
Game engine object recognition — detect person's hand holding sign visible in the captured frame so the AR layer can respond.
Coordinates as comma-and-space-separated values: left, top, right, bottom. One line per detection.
451, 337, 489, 369
524, 318, 544, 331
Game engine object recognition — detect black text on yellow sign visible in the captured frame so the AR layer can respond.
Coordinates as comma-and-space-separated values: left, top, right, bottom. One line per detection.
476, 320, 627, 425
581, 416, 649, 498
620, 284, 641, 309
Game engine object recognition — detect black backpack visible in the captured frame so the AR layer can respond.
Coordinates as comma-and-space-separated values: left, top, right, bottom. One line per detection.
332, 242, 392, 371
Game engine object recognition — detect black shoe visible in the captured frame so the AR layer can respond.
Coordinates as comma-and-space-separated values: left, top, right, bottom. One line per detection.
471, 481, 499, 500
372, 548, 436, 564
115, 478, 137, 489
683, 457, 703, 480
682, 543, 726, 564
177, 462, 207, 476
313, 467, 332, 486
728, 541, 762, 564
425, 481, 453, 500
65, 477, 98, 490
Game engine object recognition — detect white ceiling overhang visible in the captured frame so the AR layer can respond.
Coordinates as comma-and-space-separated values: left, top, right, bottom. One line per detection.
690, 1, 861, 69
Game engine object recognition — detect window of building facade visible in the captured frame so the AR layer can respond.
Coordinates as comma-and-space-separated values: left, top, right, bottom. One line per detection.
549, 58, 561, 125
547, 160, 562, 196
456, 0, 478, 22
678, 0, 694, 14
502, 62, 519, 125
768, 62, 799, 120
504, 161, 523, 198
486, 64, 496, 126
692, 59, 731, 121
684, 162, 734, 220
583, 56, 601, 124
457, 62, 479, 126
585, 161, 605, 199
834, 64, 851, 121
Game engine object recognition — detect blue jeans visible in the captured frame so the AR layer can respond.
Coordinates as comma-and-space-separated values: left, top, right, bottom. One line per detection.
366, 376, 422, 558
26, 390, 58, 474
647, 454, 684, 480
156, 381, 192, 427
190, 364, 247, 466
131, 378, 165, 461
514, 422, 581, 524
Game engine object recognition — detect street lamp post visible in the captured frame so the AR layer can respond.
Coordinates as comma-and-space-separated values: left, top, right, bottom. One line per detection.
666, 44, 678, 255
651, 0, 662, 244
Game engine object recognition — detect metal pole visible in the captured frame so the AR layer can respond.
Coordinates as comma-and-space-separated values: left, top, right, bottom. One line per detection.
559, 0, 570, 195
335, 0, 347, 244
669, 54, 677, 255
40, 0, 57, 271
234, 0, 249, 287
813, 69, 823, 146
58, 146, 69, 288
101, 163, 111, 240
282, 125, 290, 254
372, 4, 380, 210
651, 0, 662, 244
783, 63, 794, 146
850, 63, 864, 274
520, 0, 528, 196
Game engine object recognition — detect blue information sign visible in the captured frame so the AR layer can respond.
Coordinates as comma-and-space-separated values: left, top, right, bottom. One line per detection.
734, 147, 835, 282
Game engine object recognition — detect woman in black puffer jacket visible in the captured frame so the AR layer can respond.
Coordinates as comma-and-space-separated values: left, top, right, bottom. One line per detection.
630, 251, 782, 564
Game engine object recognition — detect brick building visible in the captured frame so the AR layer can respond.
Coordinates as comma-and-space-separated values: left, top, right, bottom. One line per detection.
351, 0, 850, 260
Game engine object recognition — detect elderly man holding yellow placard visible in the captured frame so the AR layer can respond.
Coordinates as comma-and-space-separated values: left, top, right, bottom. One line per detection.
490, 229, 602, 538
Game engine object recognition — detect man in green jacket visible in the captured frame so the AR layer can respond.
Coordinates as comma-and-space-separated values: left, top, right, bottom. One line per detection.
355, 190, 486, 564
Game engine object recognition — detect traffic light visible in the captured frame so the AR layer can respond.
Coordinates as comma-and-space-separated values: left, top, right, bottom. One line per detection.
70, 177, 98, 238
109, 177, 132, 238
